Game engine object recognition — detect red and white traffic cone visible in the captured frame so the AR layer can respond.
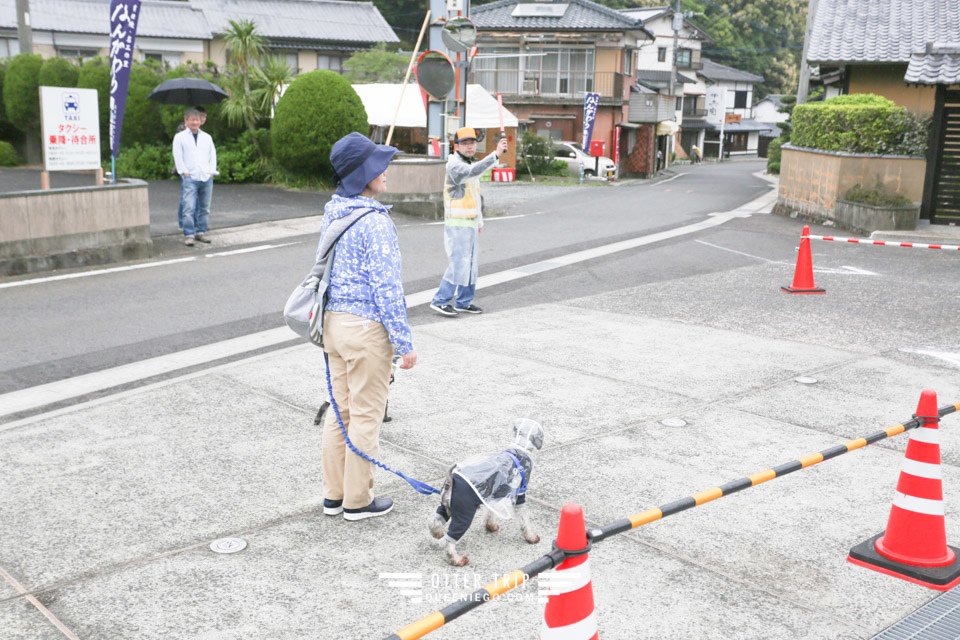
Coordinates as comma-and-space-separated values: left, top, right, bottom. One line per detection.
781, 225, 825, 294
541, 504, 599, 640
848, 389, 960, 590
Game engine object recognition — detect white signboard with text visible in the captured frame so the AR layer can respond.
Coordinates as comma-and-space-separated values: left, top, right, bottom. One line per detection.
40, 86, 102, 171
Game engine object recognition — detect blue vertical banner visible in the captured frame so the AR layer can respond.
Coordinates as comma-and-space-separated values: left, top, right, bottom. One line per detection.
581, 91, 600, 150
109, 0, 142, 159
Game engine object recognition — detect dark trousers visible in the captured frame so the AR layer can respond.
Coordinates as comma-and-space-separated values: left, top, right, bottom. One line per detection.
436, 475, 526, 541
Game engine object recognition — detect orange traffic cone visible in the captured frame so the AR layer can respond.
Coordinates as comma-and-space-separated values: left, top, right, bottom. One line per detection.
848, 389, 960, 590
781, 225, 825, 294
541, 504, 599, 640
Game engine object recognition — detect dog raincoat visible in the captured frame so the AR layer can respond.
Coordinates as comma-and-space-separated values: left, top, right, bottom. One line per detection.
451, 419, 544, 519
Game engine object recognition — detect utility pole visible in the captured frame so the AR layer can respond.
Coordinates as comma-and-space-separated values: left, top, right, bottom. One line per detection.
796, 0, 818, 104
16, 0, 33, 54
666, 0, 682, 169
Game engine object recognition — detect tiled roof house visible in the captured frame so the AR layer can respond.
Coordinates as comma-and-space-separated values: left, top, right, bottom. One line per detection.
805, 0, 960, 222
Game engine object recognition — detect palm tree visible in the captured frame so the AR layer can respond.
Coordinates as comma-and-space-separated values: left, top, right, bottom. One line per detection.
220, 19, 266, 131
251, 55, 295, 118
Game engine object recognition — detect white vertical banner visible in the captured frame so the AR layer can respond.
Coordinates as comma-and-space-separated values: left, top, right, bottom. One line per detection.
40, 86, 102, 171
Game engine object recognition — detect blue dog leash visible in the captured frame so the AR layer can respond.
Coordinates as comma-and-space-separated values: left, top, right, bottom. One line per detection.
322, 352, 440, 496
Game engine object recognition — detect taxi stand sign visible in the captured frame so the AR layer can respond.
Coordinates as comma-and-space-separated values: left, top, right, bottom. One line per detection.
40, 86, 102, 172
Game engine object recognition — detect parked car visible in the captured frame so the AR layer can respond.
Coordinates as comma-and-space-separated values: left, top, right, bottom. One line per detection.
550, 141, 615, 177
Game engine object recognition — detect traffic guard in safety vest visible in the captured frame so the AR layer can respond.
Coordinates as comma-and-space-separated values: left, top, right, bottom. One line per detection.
429, 127, 508, 317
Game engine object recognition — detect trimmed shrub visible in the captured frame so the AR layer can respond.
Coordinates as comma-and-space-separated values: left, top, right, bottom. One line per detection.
0, 140, 20, 166
120, 62, 166, 147
113, 143, 172, 180
0, 62, 23, 145
844, 182, 912, 208
4, 54, 43, 133
217, 129, 270, 183
518, 132, 575, 177
38, 57, 79, 88
77, 57, 111, 158
792, 93, 928, 156
272, 70, 368, 178
766, 138, 783, 174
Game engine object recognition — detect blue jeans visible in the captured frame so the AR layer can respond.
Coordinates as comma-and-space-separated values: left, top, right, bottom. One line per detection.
432, 279, 475, 308
181, 177, 212, 237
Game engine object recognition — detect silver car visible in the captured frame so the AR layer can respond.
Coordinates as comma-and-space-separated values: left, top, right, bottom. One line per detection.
550, 141, 616, 178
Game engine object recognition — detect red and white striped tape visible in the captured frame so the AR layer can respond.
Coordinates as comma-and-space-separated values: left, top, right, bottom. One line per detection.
803, 234, 960, 251
491, 168, 516, 182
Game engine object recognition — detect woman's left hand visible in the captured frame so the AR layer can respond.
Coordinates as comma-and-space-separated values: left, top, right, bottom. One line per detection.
400, 350, 418, 369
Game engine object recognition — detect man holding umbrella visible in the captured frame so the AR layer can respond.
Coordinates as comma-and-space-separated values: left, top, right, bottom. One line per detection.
172, 107, 217, 246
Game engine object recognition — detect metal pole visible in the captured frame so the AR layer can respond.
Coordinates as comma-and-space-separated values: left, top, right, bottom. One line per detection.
796, 0, 819, 104
717, 87, 726, 161
15, 0, 32, 54
665, 0, 681, 170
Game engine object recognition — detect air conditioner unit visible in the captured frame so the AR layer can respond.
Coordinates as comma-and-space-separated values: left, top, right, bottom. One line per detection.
523, 78, 538, 93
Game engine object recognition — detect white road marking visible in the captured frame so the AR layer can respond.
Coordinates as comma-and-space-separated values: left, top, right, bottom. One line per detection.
0, 186, 775, 421
205, 242, 299, 258
694, 240, 879, 275
0, 258, 197, 289
901, 348, 960, 369
0, 243, 301, 288
656, 173, 686, 185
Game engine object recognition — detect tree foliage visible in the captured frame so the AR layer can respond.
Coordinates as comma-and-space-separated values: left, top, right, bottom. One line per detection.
220, 18, 267, 131
77, 57, 112, 158
0, 61, 23, 144
4, 54, 43, 133
344, 43, 408, 84
38, 57, 80, 88
271, 70, 368, 178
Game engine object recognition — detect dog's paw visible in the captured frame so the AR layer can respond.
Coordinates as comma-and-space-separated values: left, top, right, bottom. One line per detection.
523, 532, 541, 544
428, 515, 446, 540
485, 520, 500, 533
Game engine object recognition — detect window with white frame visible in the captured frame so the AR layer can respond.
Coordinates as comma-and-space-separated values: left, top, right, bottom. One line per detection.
525, 47, 594, 96
0, 38, 20, 60
471, 47, 520, 94
143, 51, 181, 69
317, 54, 343, 73
270, 50, 299, 74
57, 47, 99, 62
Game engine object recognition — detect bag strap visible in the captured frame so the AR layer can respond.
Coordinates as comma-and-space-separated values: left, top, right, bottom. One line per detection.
306, 207, 376, 281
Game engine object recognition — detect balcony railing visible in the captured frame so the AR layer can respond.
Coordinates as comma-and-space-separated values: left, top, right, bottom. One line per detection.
469, 70, 624, 100
682, 107, 707, 118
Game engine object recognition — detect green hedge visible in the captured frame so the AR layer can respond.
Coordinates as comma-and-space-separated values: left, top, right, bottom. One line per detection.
766, 138, 783, 174
0, 140, 20, 166
272, 70, 368, 178
113, 129, 270, 183
792, 93, 929, 156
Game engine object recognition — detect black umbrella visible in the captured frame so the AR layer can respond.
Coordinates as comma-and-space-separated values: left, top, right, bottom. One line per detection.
148, 78, 229, 105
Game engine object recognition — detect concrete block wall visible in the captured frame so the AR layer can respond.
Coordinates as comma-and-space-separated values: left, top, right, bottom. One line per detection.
378, 157, 445, 220
0, 179, 151, 276
776, 145, 927, 222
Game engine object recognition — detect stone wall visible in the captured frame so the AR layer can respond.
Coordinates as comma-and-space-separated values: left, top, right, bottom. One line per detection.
776, 145, 927, 225
0, 179, 151, 276
378, 156, 445, 220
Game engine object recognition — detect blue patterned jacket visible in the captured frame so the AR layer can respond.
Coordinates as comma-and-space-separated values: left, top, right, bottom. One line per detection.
318, 195, 413, 355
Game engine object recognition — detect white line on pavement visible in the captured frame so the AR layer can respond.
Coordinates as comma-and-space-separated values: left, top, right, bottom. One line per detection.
0, 187, 775, 421
0, 257, 197, 289
205, 242, 300, 258
656, 173, 686, 185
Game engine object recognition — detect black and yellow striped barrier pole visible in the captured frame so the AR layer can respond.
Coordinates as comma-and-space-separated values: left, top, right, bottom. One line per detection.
385, 401, 960, 640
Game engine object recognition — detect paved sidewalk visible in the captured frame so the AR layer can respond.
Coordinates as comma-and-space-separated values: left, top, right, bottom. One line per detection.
2, 249, 960, 638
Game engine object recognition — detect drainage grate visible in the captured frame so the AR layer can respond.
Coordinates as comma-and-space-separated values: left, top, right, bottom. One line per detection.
873, 586, 960, 639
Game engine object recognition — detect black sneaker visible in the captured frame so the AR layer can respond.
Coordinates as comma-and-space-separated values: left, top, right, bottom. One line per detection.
343, 497, 394, 521
430, 303, 458, 317
455, 304, 483, 314
323, 498, 343, 516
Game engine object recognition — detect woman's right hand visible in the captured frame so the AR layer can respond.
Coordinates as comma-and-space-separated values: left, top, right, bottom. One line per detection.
400, 350, 417, 369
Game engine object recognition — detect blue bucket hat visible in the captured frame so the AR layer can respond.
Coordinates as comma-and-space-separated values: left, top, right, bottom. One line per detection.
330, 132, 398, 197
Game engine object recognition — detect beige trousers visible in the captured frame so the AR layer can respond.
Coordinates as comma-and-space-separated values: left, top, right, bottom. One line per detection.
321, 311, 393, 509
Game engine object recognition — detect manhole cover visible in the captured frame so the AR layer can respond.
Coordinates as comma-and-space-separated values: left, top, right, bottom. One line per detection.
210, 537, 247, 554
661, 417, 687, 427
794, 376, 818, 385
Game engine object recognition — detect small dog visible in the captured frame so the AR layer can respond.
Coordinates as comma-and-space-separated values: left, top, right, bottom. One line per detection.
429, 419, 544, 566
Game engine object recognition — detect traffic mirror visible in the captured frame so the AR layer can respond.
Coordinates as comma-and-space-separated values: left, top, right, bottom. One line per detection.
441, 17, 477, 53
415, 50, 455, 100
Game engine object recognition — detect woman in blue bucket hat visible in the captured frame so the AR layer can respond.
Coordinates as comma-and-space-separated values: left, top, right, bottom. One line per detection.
318, 132, 417, 521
